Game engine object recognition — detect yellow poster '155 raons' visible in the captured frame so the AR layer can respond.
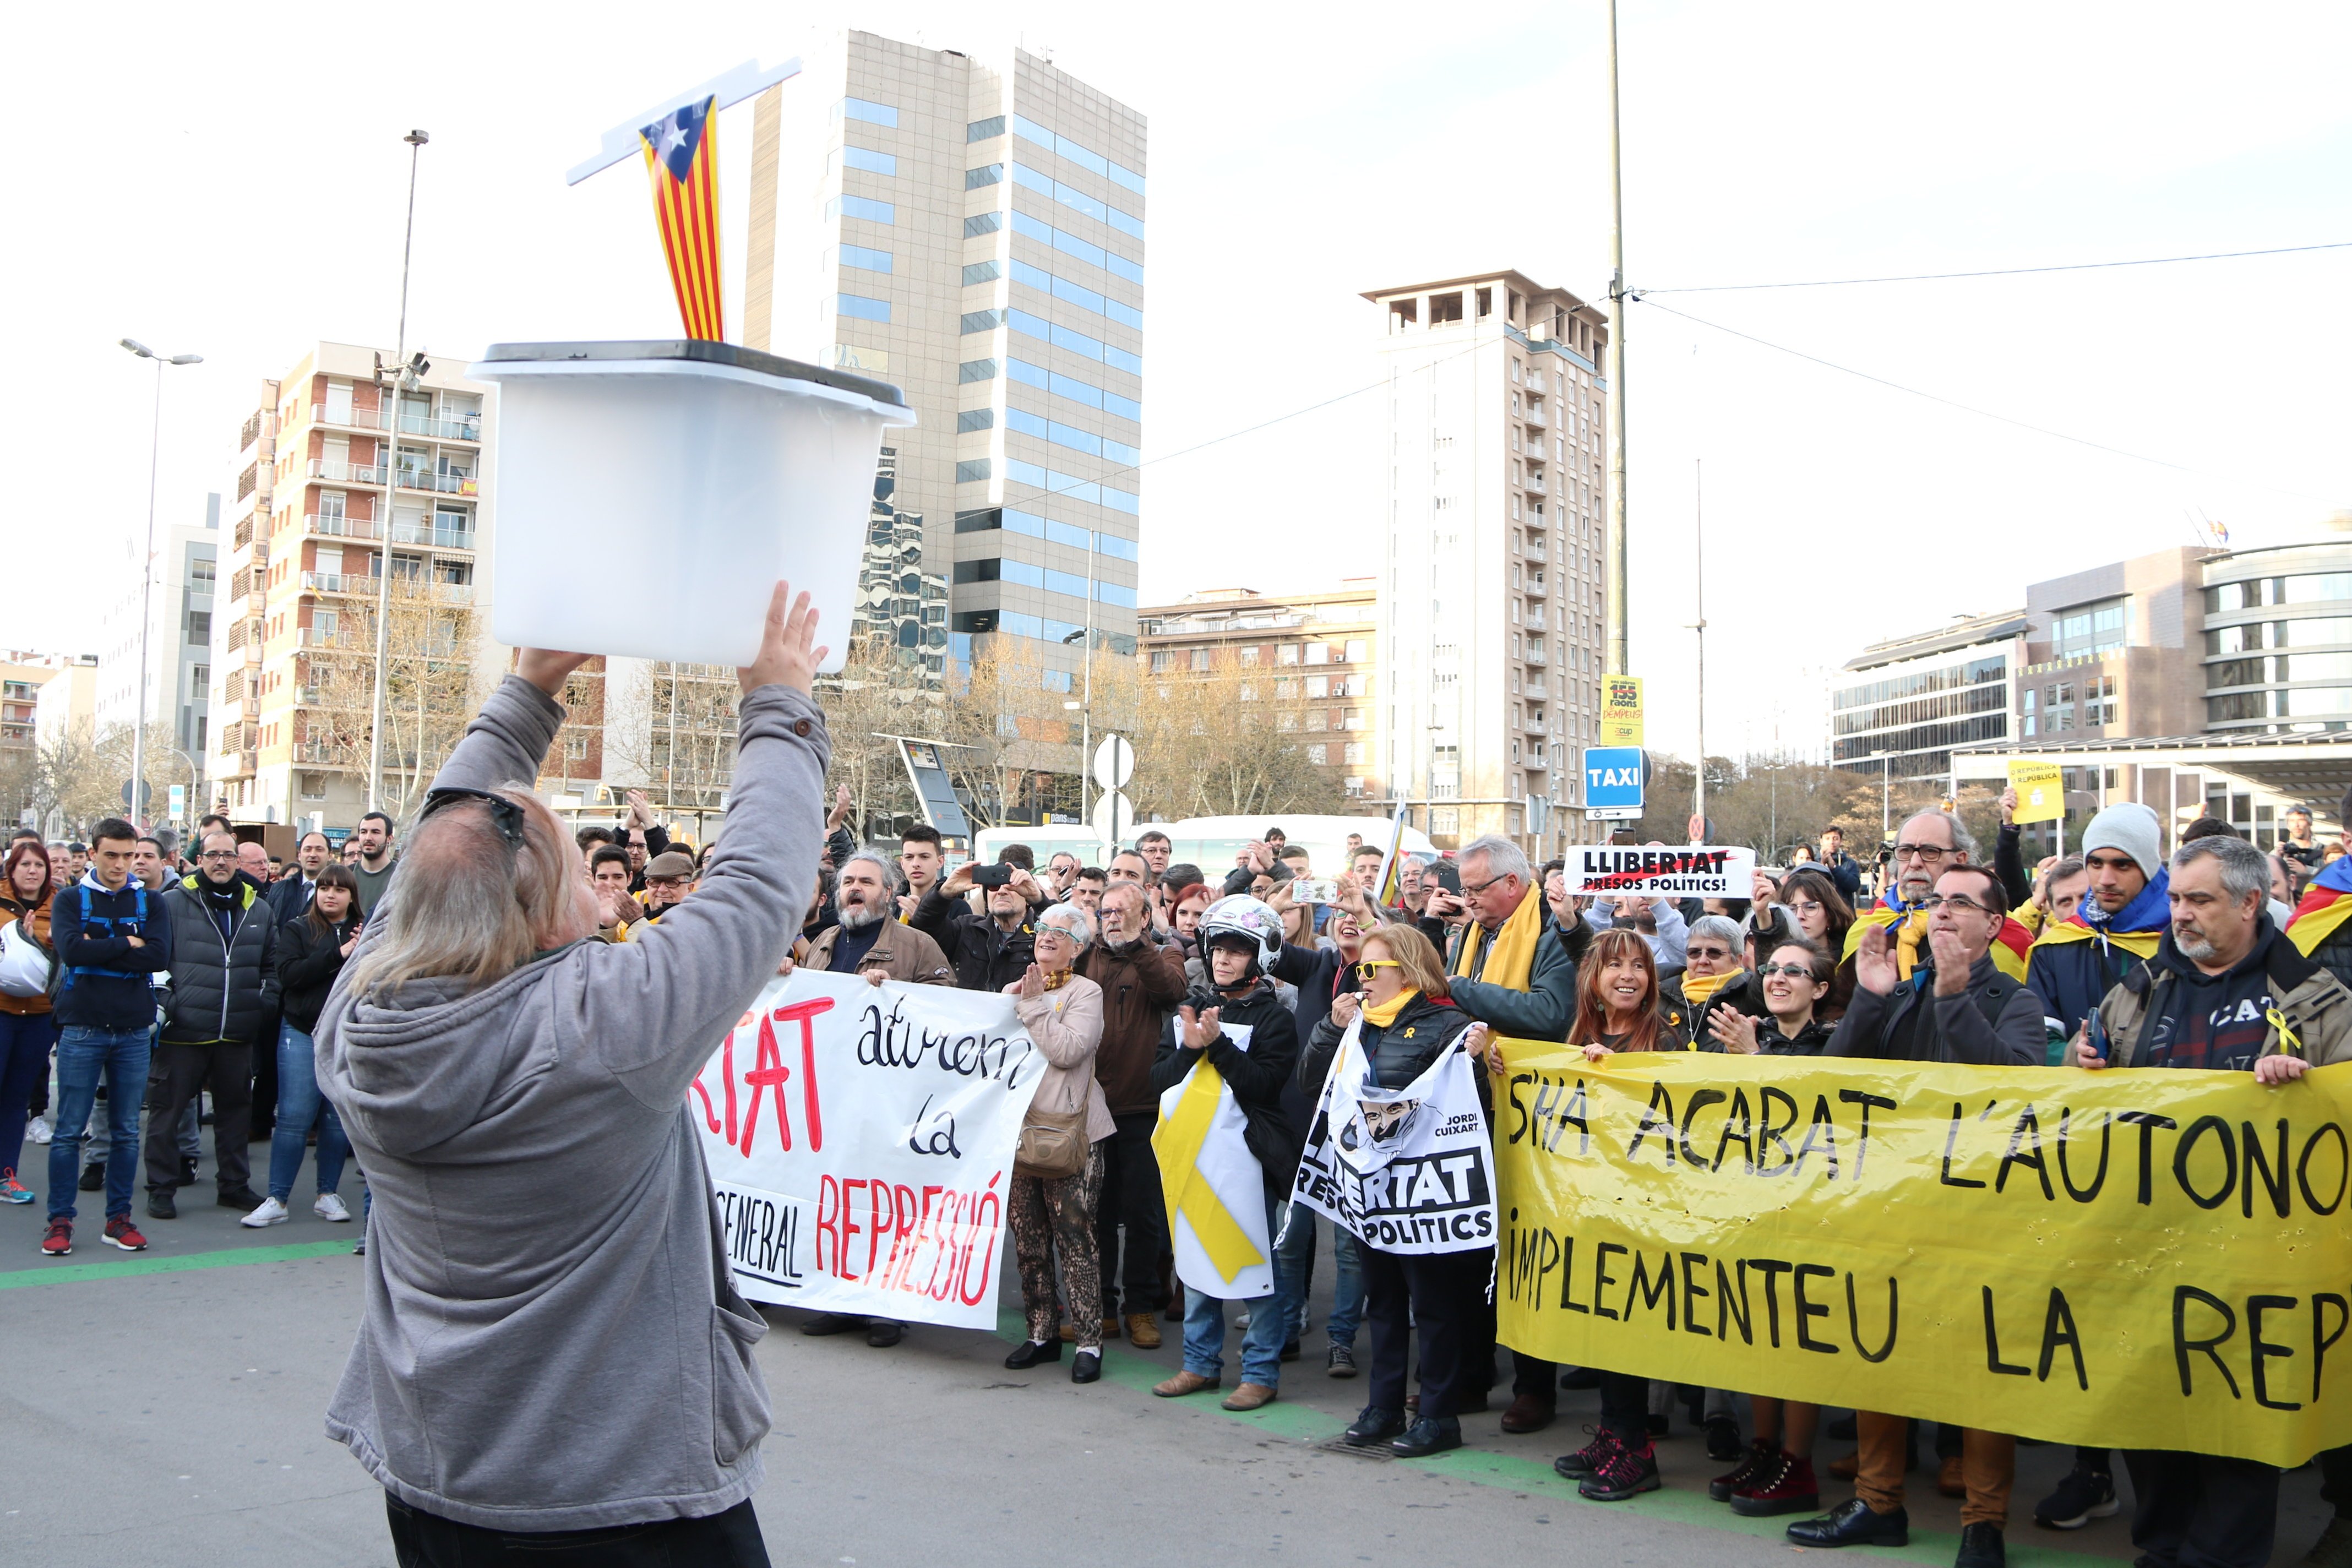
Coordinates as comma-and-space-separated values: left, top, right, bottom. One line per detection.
1491, 1047, 2352, 1468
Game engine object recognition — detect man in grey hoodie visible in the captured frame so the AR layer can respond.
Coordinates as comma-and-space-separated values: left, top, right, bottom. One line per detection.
315, 584, 827, 1565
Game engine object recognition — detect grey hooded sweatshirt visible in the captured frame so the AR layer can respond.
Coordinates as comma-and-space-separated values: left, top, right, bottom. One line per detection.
316, 673, 826, 1531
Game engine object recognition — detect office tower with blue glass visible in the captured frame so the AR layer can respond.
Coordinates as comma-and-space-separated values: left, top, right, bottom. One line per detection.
743, 33, 1145, 691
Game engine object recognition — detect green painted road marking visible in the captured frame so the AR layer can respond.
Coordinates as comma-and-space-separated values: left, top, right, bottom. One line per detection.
0, 1239, 351, 1289
989, 1311, 2120, 1564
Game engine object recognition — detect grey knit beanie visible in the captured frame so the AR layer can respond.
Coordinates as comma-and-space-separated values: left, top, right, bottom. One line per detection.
2081, 802, 2162, 880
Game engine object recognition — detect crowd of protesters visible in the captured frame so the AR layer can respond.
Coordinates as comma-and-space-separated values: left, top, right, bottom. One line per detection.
6, 754, 2349, 1568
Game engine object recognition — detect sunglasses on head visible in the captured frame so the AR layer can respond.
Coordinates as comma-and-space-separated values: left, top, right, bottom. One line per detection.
420, 785, 527, 852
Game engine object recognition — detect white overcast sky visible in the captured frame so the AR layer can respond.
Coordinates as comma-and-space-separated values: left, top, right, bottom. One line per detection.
8, 2, 2348, 764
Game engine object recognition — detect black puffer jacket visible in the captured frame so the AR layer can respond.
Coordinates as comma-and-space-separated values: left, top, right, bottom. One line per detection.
277, 911, 360, 1034
1755, 1015, 1836, 1056
1152, 979, 1301, 1196
1298, 989, 1474, 1095
159, 873, 280, 1046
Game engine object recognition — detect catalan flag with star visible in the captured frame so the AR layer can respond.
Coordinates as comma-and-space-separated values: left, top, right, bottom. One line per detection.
640, 96, 724, 341
2288, 855, 2352, 959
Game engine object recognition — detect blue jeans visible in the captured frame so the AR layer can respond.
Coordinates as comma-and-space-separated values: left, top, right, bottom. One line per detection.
1182, 1190, 1292, 1388
84, 1023, 197, 1172
0, 1010, 57, 1182
267, 1023, 349, 1201
47, 1026, 151, 1221
1272, 1201, 1369, 1348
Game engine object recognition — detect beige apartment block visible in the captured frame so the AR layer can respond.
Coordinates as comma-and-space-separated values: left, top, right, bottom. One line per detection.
210, 342, 500, 829
1365, 271, 1613, 855
1138, 582, 1384, 802
743, 31, 1145, 703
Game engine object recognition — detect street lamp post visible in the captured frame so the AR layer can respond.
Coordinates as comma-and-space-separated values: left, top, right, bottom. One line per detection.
367, 128, 430, 814
120, 339, 204, 831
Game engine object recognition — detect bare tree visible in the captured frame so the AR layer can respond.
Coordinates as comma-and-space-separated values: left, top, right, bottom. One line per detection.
1129, 648, 1348, 820
298, 575, 488, 821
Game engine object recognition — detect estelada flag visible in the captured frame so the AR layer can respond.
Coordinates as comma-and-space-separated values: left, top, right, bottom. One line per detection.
2288, 856, 2352, 958
640, 96, 724, 341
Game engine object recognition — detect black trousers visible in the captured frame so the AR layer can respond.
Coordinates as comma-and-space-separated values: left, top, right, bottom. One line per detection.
2322, 1444, 2352, 1516
388, 1495, 770, 1567
1596, 1369, 1649, 1444
1466, 1283, 1556, 1404
1362, 1244, 1485, 1420
2121, 1449, 2279, 1568
1092, 1111, 1166, 1317
146, 1041, 251, 1194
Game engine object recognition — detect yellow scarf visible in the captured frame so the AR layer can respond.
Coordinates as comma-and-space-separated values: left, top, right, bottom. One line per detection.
1453, 887, 1545, 990
1362, 987, 1420, 1030
1678, 968, 1740, 1009
1844, 906, 1930, 981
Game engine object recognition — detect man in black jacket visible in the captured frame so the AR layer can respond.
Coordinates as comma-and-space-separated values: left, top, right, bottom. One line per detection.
913, 863, 1044, 992
146, 831, 280, 1218
267, 831, 334, 926
41, 818, 173, 1257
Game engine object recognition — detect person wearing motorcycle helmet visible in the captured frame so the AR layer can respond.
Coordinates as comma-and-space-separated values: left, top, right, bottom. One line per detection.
1147, 896, 1302, 1414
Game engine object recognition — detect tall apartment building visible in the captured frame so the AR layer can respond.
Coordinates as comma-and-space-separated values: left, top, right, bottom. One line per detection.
742, 32, 1145, 699
1366, 271, 1612, 854
1833, 611, 2030, 785
1137, 582, 1384, 802
2, 654, 84, 827
96, 493, 220, 764
211, 342, 498, 826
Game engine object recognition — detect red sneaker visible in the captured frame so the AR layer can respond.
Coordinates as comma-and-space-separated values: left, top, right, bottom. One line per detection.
102, 1215, 149, 1252
1732, 1452, 1820, 1516
41, 1219, 72, 1256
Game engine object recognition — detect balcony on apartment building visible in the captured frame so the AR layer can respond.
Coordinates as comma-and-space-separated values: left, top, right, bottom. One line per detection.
298, 627, 365, 649
309, 458, 389, 484
313, 401, 390, 431
395, 465, 480, 498
300, 571, 474, 606
1525, 643, 1547, 665
1523, 402, 1547, 428
399, 410, 482, 443
1523, 469, 1547, 494
1525, 612, 1548, 635
305, 512, 381, 541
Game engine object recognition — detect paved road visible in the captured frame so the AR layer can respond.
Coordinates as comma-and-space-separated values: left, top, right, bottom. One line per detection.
1, 1168, 2331, 1566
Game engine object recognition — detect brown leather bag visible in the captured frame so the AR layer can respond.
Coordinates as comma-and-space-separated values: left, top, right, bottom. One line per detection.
1013, 1099, 1089, 1180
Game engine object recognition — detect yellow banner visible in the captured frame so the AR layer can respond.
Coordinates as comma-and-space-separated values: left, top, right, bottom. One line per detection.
2007, 758, 2066, 824
1599, 676, 1645, 747
1492, 1047, 2352, 1467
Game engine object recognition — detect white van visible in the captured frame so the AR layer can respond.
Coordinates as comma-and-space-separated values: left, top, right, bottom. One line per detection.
971, 814, 1436, 879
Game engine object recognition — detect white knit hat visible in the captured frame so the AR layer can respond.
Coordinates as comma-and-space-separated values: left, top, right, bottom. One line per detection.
2081, 802, 2162, 880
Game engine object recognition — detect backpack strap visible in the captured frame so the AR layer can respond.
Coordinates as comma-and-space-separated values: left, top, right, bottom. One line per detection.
1973, 971, 2022, 1036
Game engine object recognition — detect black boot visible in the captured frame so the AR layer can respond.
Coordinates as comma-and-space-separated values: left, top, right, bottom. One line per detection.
1344, 1406, 1406, 1446
1954, 1522, 2005, 1568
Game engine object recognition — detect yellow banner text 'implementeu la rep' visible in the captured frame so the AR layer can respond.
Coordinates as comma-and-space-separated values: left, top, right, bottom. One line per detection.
1490, 1045, 2352, 1467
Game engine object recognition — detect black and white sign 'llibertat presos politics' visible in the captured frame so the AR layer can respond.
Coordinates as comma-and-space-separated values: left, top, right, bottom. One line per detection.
1290, 1022, 1497, 1255
1559, 845, 1757, 899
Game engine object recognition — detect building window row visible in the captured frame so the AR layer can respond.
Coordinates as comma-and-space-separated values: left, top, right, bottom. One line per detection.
825, 193, 895, 225
951, 556, 1135, 606
1003, 458, 1139, 514
2206, 651, 2352, 691
1833, 654, 2009, 711
1010, 164, 1145, 239
833, 97, 897, 127
2207, 573, 2352, 613
1006, 358, 1141, 423
1830, 712, 2008, 766
1832, 679, 2009, 738
2206, 616, 2352, 654
949, 608, 1137, 655
830, 144, 897, 178
952, 505, 1139, 563
1006, 308, 1142, 375
1007, 210, 1145, 285
1005, 405, 1140, 467
829, 243, 892, 275
1010, 257, 1142, 330
2209, 686, 2352, 723
1009, 114, 1146, 195
828, 293, 890, 323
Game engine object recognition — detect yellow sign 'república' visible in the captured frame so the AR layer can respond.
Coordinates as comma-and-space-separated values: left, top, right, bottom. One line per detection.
1491, 1047, 2352, 1467
1599, 676, 1644, 747
2007, 758, 2066, 824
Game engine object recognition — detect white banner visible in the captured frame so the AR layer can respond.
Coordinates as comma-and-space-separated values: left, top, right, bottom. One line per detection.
1290, 1022, 1497, 1254
1560, 845, 1757, 899
690, 970, 1042, 1329
1155, 1025, 1275, 1300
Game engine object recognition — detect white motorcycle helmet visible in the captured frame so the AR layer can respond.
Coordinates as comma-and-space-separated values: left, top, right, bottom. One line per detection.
1197, 895, 1283, 978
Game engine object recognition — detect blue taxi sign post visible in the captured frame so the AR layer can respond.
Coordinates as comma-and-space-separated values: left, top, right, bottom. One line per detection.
1583, 746, 1646, 821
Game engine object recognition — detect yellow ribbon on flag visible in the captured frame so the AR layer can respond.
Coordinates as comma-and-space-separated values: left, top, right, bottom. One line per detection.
1151, 1059, 1265, 1283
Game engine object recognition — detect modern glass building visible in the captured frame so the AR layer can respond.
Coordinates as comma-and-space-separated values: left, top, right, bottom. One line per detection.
742, 33, 1144, 689
2201, 523, 2352, 734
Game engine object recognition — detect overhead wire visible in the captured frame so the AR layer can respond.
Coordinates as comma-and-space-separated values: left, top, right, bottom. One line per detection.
1643, 298, 2342, 505
1639, 238, 2352, 295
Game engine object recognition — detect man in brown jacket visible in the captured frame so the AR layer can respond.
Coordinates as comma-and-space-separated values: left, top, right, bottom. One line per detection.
796, 851, 951, 1347
796, 852, 953, 986
1078, 880, 1188, 1347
